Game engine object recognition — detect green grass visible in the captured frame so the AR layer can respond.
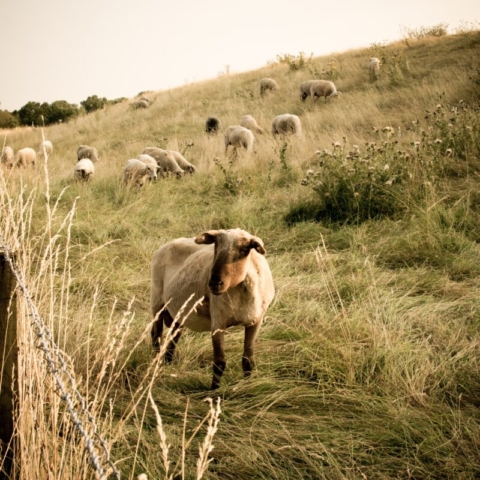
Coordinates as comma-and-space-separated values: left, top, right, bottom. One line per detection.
1, 30, 480, 479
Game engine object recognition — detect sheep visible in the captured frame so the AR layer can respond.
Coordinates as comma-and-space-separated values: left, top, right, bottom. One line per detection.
1, 146, 14, 168
77, 145, 99, 162
206, 116, 221, 134
368, 57, 381, 80
310, 80, 340, 104
168, 150, 196, 174
150, 228, 275, 389
224, 125, 255, 154
124, 158, 158, 187
14, 147, 36, 167
132, 99, 150, 109
38, 140, 53, 156
142, 147, 185, 178
259, 78, 279, 96
240, 115, 264, 134
137, 154, 159, 169
73, 158, 95, 181
271, 114, 302, 136
299, 80, 316, 101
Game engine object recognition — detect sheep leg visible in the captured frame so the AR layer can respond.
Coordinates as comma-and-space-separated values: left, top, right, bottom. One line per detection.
165, 322, 182, 364
151, 310, 165, 354
151, 308, 181, 363
242, 322, 261, 379
211, 330, 226, 389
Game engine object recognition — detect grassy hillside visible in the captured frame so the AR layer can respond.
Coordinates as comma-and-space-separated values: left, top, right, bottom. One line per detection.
1, 31, 480, 479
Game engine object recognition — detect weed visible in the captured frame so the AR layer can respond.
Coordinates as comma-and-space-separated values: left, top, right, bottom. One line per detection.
213, 157, 246, 195
401, 23, 449, 41
269, 51, 314, 72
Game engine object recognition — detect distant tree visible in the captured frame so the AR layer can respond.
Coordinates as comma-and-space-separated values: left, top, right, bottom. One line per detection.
17, 101, 43, 126
16, 100, 79, 126
47, 100, 79, 124
0, 109, 19, 128
81, 95, 107, 113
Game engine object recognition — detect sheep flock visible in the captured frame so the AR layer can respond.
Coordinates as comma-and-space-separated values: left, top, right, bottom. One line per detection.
1, 55, 383, 389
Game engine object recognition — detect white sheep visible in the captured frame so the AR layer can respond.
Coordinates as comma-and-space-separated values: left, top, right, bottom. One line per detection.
137, 154, 159, 169
310, 80, 340, 104
240, 115, 264, 134
77, 145, 99, 162
14, 147, 36, 167
224, 125, 255, 154
271, 114, 302, 136
259, 78, 279, 96
142, 147, 185, 178
124, 158, 158, 187
38, 140, 53, 157
368, 57, 381, 80
74, 158, 95, 181
299, 80, 316, 101
1, 146, 14, 168
168, 150, 196, 174
150, 228, 275, 389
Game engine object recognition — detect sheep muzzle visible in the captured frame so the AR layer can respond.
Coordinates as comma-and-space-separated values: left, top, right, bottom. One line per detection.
208, 275, 227, 295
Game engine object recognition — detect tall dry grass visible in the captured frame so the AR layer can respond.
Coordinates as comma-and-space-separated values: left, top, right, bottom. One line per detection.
0, 150, 223, 479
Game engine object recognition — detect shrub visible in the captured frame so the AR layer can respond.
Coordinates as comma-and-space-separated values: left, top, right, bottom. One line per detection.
269, 52, 313, 72
401, 23, 449, 41
309, 58, 342, 81
0, 109, 19, 128
299, 138, 408, 224
294, 100, 480, 224
81, 95, 108, 114
368, 43, 409, 86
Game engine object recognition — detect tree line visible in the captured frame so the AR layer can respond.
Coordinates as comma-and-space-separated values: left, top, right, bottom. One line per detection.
0, 95, 127, 129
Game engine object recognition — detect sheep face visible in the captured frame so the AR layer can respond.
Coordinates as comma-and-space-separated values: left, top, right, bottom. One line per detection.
195, 229, 266, 295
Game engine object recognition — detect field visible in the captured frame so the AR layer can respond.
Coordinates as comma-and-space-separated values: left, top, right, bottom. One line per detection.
1, 31, 480, 479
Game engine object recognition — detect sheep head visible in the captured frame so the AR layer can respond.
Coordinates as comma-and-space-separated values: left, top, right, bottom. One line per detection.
195, 229, 266, 295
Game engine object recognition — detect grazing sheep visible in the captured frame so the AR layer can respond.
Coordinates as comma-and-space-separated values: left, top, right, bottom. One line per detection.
38, 140, 53, 156
168, 150, 196, 174
240, 115, 264, 134
271, 114, 302, 136
73, 158, 95, 181
299, 80, 316, 101
368, 57, 381, 80
77, 145, 99, 162
206, 117, 221, 134
224, 125, 255, 154
150, 228, 275, 389
259, 78, 279, 96
14, 147, 36, 167
1, 146, 14, 168
132, 99, 150, 109
124, 158, 158, 187
142, 147, 184, 178
310, 80, 340, 103
137, 154, 159, 169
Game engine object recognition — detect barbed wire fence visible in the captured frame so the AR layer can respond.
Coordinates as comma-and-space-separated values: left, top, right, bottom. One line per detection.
0, 233, 121, 480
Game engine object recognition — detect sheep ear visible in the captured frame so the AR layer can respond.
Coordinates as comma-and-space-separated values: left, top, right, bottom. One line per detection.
250, 238, 266, 255
195, 230, 219, 244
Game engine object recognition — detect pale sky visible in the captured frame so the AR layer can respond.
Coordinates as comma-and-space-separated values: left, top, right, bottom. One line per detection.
1, 0, 479, 112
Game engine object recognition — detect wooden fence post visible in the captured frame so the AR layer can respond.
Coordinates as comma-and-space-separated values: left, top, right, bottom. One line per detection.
0, 250, 18, 479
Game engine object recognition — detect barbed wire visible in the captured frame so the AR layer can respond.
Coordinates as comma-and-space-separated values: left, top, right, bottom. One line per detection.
0, 234, 121, 480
